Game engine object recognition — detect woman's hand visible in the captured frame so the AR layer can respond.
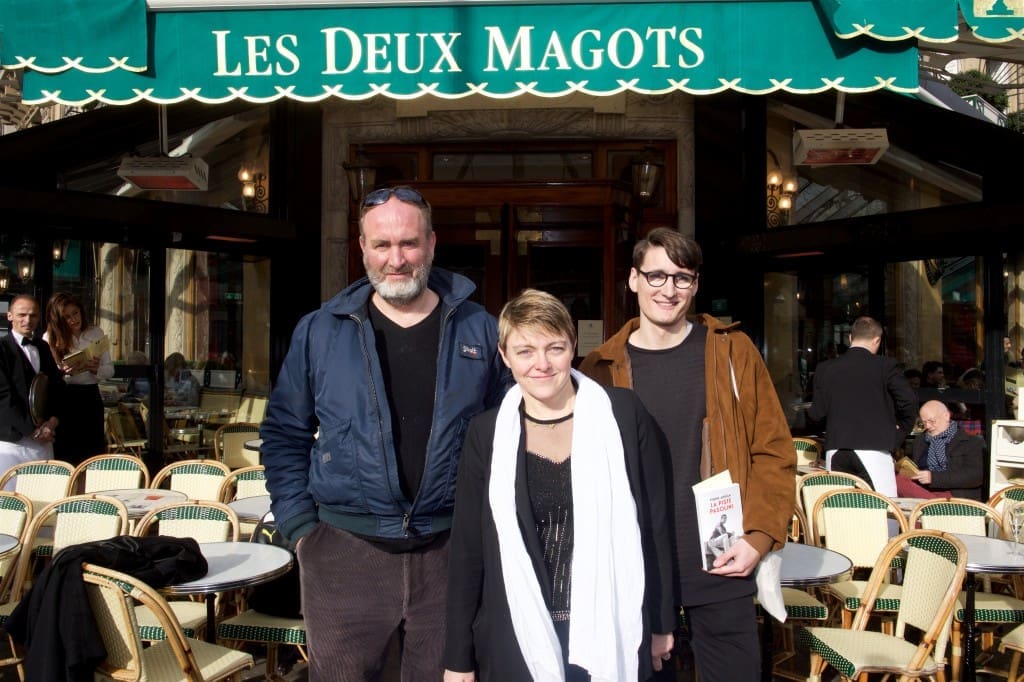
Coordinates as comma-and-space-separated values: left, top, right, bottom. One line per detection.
84, 356, 101, 374
651, 632, 674, 672
443, 670, 476, 682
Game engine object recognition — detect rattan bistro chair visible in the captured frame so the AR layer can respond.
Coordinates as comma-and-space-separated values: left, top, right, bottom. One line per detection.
217, 610, 307, 681
800, 530, 967, 682
0, 460, 74, 520
793, 437, 824, 467
218, 466, 267, 504
0, 494, 129, 678
83, 562, 253, 682
909, 498, 1019, 681
152, 460, 231, 502
213, 423, 261, 470
0, 492, 32, 679
69, 454, 150, 494
0, 492, 31, 604
132, 501, 239, 641
988, 485, 1024, 518
813, 488, 909, 629
798, 471, 873, 543
218, 466, 268, 540
216, 512, 305, 681
22, 494, 130, 564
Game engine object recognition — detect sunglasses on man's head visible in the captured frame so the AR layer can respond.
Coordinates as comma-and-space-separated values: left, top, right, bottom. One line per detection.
361, 186, 428, 209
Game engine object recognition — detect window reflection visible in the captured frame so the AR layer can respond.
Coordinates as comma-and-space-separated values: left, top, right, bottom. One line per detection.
165, 248, 270, 397
766, 257, 987, 436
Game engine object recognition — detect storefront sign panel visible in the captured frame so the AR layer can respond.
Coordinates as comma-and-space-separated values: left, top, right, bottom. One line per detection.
16, 1, 918, 104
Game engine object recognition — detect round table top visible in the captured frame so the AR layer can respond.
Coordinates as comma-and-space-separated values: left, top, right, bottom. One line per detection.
894, 497, 928, 515
779, 542, 852, 587
228, 495, 272, 523
243, 438, 263, 452
0, 532, 19, 555
163, 541, 293, 596
953, 533, 1024, 574
97, 488, 188, 518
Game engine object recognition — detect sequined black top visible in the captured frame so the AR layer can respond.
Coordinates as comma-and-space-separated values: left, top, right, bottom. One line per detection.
526, 451, 573, 622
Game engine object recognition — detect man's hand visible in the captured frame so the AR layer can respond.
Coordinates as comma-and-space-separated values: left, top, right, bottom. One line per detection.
444, 670, 476, 682
911, 470, 933, 485
708, 537, 761, 577
32, 417, 58, 444
651, 632, 674, 671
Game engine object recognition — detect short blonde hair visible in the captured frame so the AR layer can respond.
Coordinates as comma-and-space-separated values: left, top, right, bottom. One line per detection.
498, 289, 577, 350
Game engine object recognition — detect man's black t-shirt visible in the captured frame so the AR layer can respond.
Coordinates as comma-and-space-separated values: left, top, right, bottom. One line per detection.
368, 300, 441, 504
629, 323, 754, 606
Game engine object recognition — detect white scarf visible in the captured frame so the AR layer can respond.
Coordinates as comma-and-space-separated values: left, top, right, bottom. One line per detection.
488, 370, 644, 682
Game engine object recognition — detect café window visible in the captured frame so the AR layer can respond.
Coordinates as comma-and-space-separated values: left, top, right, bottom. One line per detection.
766, 257, 987, 436
165, 248, 271, 406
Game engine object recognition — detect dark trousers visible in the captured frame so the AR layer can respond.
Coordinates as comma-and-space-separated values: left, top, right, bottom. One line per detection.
55, 384, 106, 467
683, 595, 761, 682
297, 523, 450, 682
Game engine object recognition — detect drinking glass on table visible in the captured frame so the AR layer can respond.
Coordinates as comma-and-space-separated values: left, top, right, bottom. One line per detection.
1009, 502, 1024, 556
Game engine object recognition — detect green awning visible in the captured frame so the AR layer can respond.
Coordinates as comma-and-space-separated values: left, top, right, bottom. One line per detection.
4, 0, 919, 104
818, 0, 1024, 42
0, 0, 147, 72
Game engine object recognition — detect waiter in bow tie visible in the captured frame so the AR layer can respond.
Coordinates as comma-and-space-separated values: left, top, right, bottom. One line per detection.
0, 294, 65, 486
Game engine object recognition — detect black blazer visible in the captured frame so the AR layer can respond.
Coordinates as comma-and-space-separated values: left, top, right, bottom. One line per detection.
807, 347, 917, 453
444, 386, 675, 681
911, 429, 985, 501
0, 333, 64, 444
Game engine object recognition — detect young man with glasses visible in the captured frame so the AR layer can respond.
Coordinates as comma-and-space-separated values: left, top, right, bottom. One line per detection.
261, 186, 509, 681
580, 228, 794, 681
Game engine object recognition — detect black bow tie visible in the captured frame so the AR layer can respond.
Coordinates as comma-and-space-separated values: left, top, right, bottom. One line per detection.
20, 336, 33, 347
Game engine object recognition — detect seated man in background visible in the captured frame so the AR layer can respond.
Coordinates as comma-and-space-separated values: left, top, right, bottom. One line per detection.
908, 400, 984, 500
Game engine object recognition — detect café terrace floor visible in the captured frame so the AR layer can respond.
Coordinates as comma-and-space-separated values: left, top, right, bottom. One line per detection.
222, 636, 1015, 681
0, 626, 1015, 680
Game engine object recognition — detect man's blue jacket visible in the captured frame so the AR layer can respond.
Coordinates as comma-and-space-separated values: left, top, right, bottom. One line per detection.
261, 268, 509, 542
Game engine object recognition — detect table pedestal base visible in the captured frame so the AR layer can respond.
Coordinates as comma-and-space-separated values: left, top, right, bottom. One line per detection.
963, 572, 978, 682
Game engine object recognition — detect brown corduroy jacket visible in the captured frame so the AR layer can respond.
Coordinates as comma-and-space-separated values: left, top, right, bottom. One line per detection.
579, 313, 796, 556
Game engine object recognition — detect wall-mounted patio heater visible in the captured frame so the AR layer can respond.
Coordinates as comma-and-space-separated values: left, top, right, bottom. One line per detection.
793, 128, 889, 166
117, 155, 210, 191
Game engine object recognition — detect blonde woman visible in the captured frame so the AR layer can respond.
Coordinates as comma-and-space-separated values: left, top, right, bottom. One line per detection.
444, 289, 675, 682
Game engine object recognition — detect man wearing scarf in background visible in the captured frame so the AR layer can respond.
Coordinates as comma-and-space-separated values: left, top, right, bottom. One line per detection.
909, 400, 984, 500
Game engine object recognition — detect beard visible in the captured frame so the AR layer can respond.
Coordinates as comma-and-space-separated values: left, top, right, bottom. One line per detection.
365, 254, 433, 306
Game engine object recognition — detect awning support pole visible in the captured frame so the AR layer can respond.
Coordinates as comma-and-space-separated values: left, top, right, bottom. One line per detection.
158, 105, 168, 155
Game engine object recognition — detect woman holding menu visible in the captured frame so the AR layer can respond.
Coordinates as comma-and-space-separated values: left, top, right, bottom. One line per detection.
44, 292, 113, 465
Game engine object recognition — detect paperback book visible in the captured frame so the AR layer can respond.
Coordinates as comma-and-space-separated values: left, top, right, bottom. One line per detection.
895, 456, 919, 478
693, 470, 743, 571
63, 335, 110, 373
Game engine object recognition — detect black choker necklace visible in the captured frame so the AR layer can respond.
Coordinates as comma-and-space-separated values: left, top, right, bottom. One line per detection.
524, 411, 574, 427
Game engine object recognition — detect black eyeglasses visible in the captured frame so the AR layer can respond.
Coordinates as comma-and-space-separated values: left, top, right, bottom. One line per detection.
636, 268, 698, 290
361, 186, 428, 209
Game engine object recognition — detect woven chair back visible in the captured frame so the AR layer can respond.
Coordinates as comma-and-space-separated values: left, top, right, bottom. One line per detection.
813, 488, 908, 568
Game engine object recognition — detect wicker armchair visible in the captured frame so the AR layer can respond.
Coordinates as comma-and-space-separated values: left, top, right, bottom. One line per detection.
83, 562, 253, 681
